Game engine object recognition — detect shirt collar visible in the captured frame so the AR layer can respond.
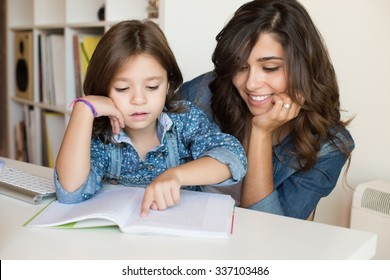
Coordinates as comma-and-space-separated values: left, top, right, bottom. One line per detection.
112, 112, 174, 145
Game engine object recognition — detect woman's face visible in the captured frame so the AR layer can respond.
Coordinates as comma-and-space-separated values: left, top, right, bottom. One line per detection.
232, 33, 287, 116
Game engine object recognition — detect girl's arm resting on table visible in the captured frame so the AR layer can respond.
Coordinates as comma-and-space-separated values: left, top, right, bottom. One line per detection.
140, 156, 231, 216
54, 168, 104, 204
171, 156, 232, 186
201, 147, 246, 186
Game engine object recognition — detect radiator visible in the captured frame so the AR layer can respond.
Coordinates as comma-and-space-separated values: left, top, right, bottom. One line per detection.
350, 180, 390, 259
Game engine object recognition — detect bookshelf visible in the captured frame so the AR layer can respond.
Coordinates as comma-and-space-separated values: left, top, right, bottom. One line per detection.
6, 0, 157, 167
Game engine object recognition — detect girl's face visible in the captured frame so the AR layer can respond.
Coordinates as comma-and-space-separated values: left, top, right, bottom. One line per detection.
109, 54, 168, 134
232, 33, 287, 116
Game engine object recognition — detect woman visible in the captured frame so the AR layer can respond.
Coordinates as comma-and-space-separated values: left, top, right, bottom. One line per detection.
179, 0, 354, 220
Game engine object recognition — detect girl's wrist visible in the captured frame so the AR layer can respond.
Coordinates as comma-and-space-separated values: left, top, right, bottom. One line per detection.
69, 98, 98, 117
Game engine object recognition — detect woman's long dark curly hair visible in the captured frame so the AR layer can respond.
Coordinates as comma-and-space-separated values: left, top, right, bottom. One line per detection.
210, 0, 353, 171
83, 20, 184, 143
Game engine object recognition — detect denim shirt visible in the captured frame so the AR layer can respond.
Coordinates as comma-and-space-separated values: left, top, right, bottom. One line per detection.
55, 100, 247, 204
179, 72, 355, 220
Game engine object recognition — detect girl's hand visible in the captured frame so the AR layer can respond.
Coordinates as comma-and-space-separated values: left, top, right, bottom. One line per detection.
140, 169, 182, 217
252, 93, 303, 132
80, 95, 125, 134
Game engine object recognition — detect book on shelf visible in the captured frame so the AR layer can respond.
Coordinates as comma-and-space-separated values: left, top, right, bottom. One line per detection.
14, 107, 37, 165
73, 33, 102, 96
40, 112, 49, 167
72, 34, 82, 98
38, 33, 52, 105
38, 34, 66, 106
23, 106, 36, 164
37, 34, 43, 102
26, 185, 235, 239
42, 111, 65, 168
14, 121, 27, 162
49, 34, 66, 106
38, 33, 47, 103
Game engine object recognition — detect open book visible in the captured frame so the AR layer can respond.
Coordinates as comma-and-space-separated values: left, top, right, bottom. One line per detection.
26, 186, 235, 239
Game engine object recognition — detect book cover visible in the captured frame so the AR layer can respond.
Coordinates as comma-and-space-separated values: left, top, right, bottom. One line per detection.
78, 34, 102, 87
26, 186, 235, 239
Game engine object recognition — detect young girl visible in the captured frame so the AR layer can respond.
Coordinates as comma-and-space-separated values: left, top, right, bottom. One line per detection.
54, 20, 247, 216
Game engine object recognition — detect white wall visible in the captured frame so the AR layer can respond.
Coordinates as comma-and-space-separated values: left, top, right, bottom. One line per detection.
299, 0, 390, 227
161, 0, 390, 227
159, 0, 248, 81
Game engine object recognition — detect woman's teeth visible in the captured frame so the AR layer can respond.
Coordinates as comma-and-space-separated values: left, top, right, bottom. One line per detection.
250, 94, 272, 101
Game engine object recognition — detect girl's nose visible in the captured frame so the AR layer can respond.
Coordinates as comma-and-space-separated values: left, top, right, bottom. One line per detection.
130, 90, 147, 105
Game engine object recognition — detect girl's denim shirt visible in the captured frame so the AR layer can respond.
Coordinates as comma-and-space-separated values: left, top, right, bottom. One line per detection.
179, 72, 355, 220
54, 101, 247, 204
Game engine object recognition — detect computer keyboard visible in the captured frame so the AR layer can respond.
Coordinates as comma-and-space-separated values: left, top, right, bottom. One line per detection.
0, 166, 56, 204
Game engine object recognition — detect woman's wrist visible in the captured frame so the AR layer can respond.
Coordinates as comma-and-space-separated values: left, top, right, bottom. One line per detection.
250, 126, 273, 144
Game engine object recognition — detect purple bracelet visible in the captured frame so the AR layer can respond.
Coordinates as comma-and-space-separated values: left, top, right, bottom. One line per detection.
69, 98, 98, 117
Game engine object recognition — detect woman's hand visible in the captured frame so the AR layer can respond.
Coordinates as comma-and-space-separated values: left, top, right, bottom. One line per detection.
241, 93, 303, 207
81, 95, 125, 134
140, 169, 182, 217
251, 93, 302, 132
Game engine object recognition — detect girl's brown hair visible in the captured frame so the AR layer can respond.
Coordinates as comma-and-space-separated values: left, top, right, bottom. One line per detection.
83, 20, 183, 142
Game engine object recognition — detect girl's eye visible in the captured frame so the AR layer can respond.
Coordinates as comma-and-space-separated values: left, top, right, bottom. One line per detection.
146, 85, 159, 91
115, 87, 128, 93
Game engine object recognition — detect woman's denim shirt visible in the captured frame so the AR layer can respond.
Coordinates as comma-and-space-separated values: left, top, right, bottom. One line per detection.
55, 101, 247, 204
179, 72, 355, 220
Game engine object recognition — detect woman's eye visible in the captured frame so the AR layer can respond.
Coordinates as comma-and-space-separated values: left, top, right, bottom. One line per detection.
238, 66, 249, 72
263, 67, 279, 72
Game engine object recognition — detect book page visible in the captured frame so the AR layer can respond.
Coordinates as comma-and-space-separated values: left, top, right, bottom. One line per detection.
27, 186, 234, 239
123, 190, 234, 238
27, 187, 143, 228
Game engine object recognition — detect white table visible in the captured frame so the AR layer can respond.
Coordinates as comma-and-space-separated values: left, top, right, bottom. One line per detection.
0, 157, 377, 259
